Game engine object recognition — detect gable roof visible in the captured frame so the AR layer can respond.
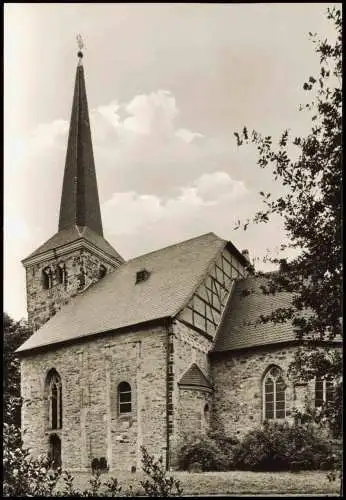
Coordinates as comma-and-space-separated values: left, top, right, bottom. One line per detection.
17, 232, 227, 354
213, 276, 296, 352
23, 225, 124, 263
178, 363, 213, 389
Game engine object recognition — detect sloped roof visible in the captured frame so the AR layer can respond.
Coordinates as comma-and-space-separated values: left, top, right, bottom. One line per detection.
213, 276, 296, 352
23, 225, 124, 262
178, 363, 213, 389
59, 62, 103, 236
17, 232, 226, 354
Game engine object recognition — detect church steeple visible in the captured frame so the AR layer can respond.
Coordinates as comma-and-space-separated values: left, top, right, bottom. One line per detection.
59, 43, 103, 235
22, 40, 124, 331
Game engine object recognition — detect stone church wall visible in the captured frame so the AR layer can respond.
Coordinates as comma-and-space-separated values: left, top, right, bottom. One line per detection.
211, 345, 299, 439
20, 324, 168, 473
25, 248, 117, 331
169, 320, 213, 467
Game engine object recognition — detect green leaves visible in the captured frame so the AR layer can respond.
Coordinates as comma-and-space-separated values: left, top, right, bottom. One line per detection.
140, 446, 183, 496
232, 6, 342, 444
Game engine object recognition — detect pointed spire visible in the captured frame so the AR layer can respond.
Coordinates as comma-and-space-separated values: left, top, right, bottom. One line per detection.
58, 38, 103, 236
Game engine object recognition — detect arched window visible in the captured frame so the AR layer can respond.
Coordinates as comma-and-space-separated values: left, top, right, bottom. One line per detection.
57, 263, 67, 286
118, 382, 132, 414
99, 265, 107, 279
204, 403, 210, 423
315, 376, 334, 407
263, 366, 286, 420
42, 267, 53, 289
46, 370, 63, 430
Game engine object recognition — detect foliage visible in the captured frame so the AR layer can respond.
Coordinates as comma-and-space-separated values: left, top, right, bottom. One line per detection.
177, 432, 235, 471
140, 446, 183, 496
3, 403, 179, 497
233, 421, 334, 472
233, 6, 342, 441
3, 415, 62, 497
3, 313, 32, 428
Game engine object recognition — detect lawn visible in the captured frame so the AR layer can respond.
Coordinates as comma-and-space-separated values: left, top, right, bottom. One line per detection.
64, 470, 340, 496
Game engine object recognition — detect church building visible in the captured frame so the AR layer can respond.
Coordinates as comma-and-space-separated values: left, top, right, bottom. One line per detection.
17, 49, 336, 473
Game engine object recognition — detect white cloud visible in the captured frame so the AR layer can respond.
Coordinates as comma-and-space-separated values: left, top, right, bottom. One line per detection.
123, 90, 178, 136
95, 100, 120, 129
194, 171, 247, 201
102, 171, 247, 236
175, 128, 204, 143
93, 90, 203, 146
28, 119, 69, 153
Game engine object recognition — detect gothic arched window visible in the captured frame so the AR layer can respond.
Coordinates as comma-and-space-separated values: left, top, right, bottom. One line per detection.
263, 365, 286, 421
46, 370, 63, 430
315, 376, 334, 408
118, 382, 132, 414
42, 267, 53, 289
57, 263, 67, 286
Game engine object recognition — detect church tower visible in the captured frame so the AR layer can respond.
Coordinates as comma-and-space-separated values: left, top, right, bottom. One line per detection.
22, 44, 124, 331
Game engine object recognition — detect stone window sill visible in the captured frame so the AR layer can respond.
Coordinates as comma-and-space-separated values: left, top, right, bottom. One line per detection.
45, 428, 62, 435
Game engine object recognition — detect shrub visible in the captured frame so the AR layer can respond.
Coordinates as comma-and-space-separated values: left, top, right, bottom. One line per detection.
233, 421, 333, 472
207, 430, 240, 469
140, 446, 183, 497
3, 421, 62, 497
177, 433, 231, 471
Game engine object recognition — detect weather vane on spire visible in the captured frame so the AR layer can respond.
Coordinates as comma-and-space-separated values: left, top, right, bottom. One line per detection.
76, 34, 84, 63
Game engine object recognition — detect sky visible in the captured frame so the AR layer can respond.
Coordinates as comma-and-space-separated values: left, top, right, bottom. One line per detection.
4, 3, 338, 321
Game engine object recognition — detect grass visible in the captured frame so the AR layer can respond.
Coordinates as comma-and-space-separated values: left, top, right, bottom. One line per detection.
67, 470, 340, 496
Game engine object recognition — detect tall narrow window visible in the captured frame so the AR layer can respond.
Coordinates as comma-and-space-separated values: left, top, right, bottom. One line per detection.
203, 403, 210, 427
57, 263, 67, 286
118, 382, 132, 414
315, 376, 334, 407
263, 366, 286, 420
99, 265, 107, 279
47, 370, 63, 430
42, 267, 53, 289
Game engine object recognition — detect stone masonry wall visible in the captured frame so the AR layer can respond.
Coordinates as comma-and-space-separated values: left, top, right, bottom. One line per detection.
20, 325, 168, 473
25, 247, 119, 331
178, 389, 212, 436
211, 345, 300, 439
169, 320, 212, 467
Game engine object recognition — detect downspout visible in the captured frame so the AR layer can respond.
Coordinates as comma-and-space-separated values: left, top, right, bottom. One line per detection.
166, 320, 174, 471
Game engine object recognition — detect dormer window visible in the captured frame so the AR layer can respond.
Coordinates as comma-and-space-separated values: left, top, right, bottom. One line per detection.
99, 264, 107, 279
136, 269, 150, 284
42, 267, 53, 289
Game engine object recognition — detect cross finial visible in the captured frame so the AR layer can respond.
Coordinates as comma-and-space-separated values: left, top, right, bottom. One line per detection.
76, 34, 84, 63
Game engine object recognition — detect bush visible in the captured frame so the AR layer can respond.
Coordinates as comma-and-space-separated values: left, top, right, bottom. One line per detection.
207, 430, 240, 469
3, 420, 62, 497
4, 401, 180, 497
140, 446, 183, 497
177, 433, 233, 471
233, 421, 333, 472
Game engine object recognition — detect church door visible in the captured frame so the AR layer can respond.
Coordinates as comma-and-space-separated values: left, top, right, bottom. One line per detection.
49, 434, 61, 469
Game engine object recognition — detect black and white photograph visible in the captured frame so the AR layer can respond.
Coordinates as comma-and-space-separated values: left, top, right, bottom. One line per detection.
4, 3, 342, 497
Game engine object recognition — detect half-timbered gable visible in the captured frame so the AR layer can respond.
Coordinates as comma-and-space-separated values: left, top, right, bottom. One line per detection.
177, 245, 248, 339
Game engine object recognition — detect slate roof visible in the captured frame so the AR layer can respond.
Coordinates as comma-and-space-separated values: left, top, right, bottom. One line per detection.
59, 62, 104, 236
17, 232, 226, 353
23, 225, 124, 262
213, 276, 296, 352
178, 363, 213, 389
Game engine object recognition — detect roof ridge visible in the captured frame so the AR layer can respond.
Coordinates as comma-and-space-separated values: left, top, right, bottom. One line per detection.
127, 232, 222, 263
